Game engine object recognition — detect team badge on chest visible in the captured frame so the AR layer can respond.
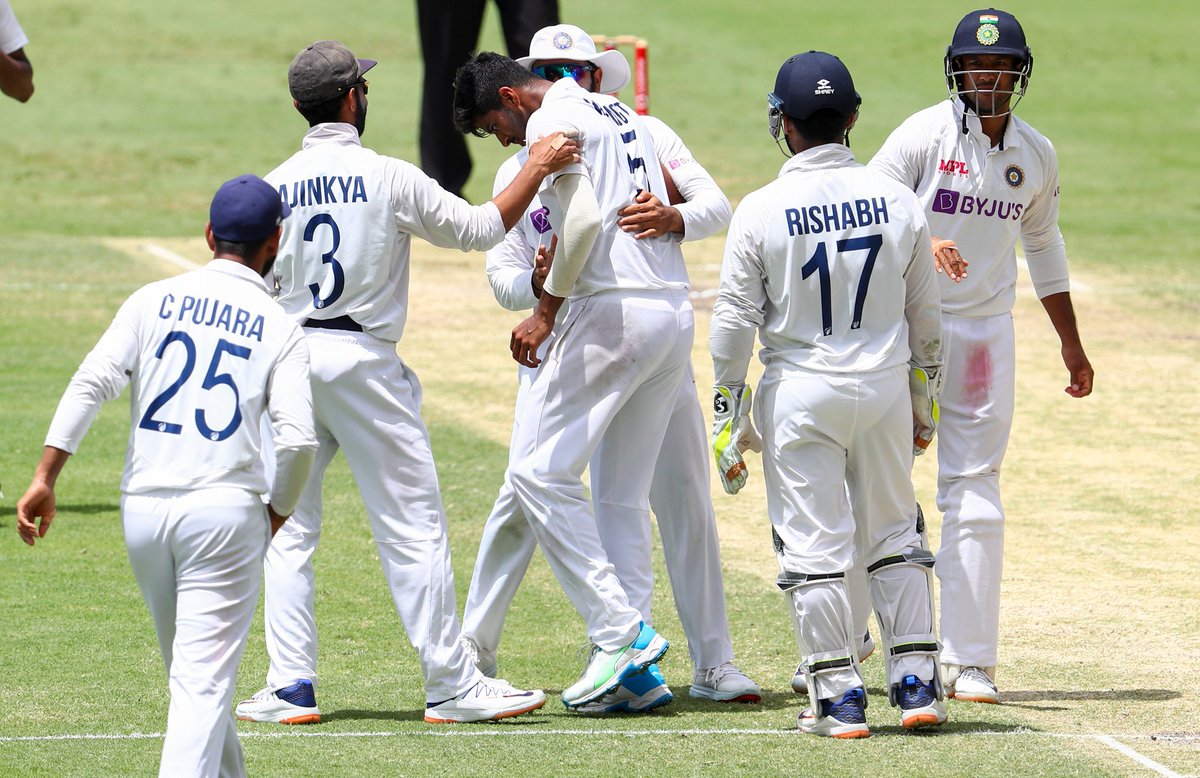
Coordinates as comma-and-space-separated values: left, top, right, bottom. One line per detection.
1004, 164, 1025, 188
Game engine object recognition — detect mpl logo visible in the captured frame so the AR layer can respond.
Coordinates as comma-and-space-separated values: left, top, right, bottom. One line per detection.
938, 158, 970, 177
529, 206, 552, 234
933, 189, 961, 214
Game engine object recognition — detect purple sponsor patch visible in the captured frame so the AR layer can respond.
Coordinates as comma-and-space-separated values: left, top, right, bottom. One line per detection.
933, 188, 961, 214
529, 206, 552, 234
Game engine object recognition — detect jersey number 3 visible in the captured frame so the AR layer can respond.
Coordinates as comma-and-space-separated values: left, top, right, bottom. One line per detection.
138, 331, 251, 441
305, 214, 345, 309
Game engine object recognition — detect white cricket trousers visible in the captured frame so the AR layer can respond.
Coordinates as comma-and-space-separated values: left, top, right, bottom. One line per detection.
462, 360, 736, 670
758, 363, 932, 698
508, 290, 694, 651
935, 313, 1015, 670
261, 330, 477, 704
123, 488, 268, 778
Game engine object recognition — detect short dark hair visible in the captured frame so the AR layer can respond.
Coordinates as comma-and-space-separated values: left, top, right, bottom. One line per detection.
790, 108, 851, 145
296, 92, 348, 126
452, 51, 537, 137
214, 236, 270, 260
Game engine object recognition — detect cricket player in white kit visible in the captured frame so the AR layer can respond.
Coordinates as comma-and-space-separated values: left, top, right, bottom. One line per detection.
869, 9, 1094, 704
453, 51, 689, 709
17, 175, 318, 777
711, 51, 947, 737
234, 41, 578, 726
458, 24, 760, 712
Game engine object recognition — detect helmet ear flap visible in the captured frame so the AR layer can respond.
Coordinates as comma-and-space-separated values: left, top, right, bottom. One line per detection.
944, 46, 955, 90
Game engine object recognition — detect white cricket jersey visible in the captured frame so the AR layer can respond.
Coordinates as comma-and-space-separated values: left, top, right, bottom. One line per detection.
525, 78, 689, 297
711, 144, 942, 385
486, 115, 731, 311
0, 1, 28, 54
267, 123, 505, 342
869, 99, 1070, 317
45, 260, 316, 506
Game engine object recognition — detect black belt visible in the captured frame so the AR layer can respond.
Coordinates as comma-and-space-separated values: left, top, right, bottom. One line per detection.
302, 314, 363, 332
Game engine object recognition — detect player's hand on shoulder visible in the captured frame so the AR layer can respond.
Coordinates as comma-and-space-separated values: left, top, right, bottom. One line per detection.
931, 238, 968, 282
1062, 345, 1093, 398
16, 481, 56, 547
618, 191, 683, 239
527, 131, 580, 175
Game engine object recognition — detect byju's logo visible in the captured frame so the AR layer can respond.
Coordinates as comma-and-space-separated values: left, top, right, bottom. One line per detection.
931, 188, 1023, 220
529, 206, 552, 234
933, 189, 961, 214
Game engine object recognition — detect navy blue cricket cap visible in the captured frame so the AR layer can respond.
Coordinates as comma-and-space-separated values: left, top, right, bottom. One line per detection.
289, 40, 377, 104
209, 175, 291, 242
948, 9, 1030, 61
771, 51, 861, 121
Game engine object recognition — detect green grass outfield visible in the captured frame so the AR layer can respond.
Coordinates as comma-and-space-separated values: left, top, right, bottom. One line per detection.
2, 1, 1198, 776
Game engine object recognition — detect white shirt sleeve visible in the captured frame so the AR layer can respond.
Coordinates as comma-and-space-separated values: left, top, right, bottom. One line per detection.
388, 158, 505, 252
265, 324, 317, 516
44, 293, 141, 453
710, 202, 766, 387
486, 156, 541, 311
902, 210, 944, 370
0, 1, 29, 54
1020, 139, 1071, 299
644, 116, 731, 243
868, 118, 929, 193
486, 225, 540, 311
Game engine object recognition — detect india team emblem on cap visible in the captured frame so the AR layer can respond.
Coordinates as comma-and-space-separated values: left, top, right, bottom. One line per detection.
976, 22, 1000, 45
1004, 164, 1025, 188
553, 31, 573, 50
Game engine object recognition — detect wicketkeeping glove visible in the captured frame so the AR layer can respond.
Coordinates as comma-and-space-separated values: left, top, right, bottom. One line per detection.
909, 365, 942, 456
712, 384, 762, 495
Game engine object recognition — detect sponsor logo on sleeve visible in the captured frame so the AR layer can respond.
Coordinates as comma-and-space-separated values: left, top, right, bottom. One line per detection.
529, 206, 553, 234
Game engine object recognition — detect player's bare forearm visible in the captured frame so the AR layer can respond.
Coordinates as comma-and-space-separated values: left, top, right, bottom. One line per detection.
931, 237, 968, 281
16, 446, 71, 546
1039, 291, 1093, 397
617, 191, 684, 239
0, 50, 34, 103
511, 293, 564, 367
267, 505, 288, 537
492, 133, 579, 231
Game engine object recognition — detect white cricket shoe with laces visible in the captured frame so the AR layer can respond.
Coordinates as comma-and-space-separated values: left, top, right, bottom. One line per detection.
424, 677, 546, 723
688, 661, 762, 703
947, 665, 1000, 704
561, 622, 669, 709
235, 680, 321, 725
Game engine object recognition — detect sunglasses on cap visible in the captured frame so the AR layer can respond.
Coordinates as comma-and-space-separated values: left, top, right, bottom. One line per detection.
531, 62, 596, 82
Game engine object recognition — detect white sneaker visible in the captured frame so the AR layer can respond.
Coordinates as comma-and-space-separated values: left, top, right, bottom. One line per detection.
460, 634, 498, 678
947, 665, 999, 704
562, 622, 669, 708
797, 687, 870, 739
574, 664, 673, 715
791, 634, 875, 695
423, 678, 546, 723
688, 661, 762, 703
235, 680, 321, 725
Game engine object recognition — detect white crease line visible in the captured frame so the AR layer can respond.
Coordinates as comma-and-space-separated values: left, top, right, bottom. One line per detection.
1095, 735, 1184, 778
141, 243, 202, 272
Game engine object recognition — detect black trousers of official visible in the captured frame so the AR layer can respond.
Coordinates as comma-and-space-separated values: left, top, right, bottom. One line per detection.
416, 0, 559, 198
